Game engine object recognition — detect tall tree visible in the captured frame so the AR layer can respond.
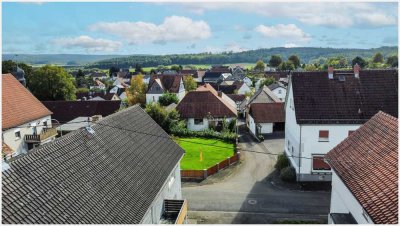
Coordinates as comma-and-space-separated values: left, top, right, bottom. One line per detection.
372, 52, 384, 63
288, 55, 301, 68
145, 102, 179, 133
268, 55, 282, 67
30, 65, 77, 101
260, 76, 276, 87
126, 74, 147, 107
109, 66, 119, 77
76, 69, 85, 77
135, 63, 144, 73
183, 75, 197, 91
386, 55, 398, 68
254, 60, 266, 72
158, 92, 179, 106
352, 56, 367, 68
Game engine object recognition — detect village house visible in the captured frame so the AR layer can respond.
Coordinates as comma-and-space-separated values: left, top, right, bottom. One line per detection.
176, 84, 237, 131
268, 82, 287, 101
326, 111, 398, 224
2, 74, 57, 163
245, 85, 281, 126
248, 103, 285, 136
146, 74, 185, 104
226, 94, 247, 117
210, 65, 231, 73
77, 92, 120, 101
193, 70, 206, 83
88, 72, 107, 81
284, 65, 398, 182
2, 105, 187, 224
202, 71, 230, 84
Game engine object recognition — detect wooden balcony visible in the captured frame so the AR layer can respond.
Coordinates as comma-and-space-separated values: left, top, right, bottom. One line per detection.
161, 199, 188, 224
24, 128, 57, 143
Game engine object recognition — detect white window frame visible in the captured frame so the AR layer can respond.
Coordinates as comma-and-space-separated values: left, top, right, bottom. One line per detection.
14, 129, 21, 140
311, 154, 332, 173
318, 130, 330, 142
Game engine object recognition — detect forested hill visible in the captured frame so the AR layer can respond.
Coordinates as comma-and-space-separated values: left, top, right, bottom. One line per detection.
86, 46, 397, 69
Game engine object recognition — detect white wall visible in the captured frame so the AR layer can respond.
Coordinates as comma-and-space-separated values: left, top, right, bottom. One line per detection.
187, 118, 209, 131
248, 115, 257, 136
176, 90, 186, 102
272, 87, 287, 102
329, 171, 373, 224
141, 162, 183, 224
146, 94, 163, 104
237, 83, 251, 95
2, 116, 52, 156
284, 82, 302, 172
299, 124, 360, 176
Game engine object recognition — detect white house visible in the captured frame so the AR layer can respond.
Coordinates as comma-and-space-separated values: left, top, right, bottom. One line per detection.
219, 80, 251, 95
284, 66, 398, 182
268, 82, 287, 102
2, 74, 56, 163
146, 74, 185, 104
176, 84, 237, 131
326, 111, 398, 224
248, 103, 285, 137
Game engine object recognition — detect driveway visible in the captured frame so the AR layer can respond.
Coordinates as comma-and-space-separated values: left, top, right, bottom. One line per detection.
182, 132, 331, 224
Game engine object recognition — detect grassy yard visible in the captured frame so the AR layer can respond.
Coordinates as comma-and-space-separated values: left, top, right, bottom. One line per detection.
174, 137, 235, 170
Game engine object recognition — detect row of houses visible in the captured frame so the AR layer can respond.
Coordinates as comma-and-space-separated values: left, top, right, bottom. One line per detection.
2, 73, 188, 224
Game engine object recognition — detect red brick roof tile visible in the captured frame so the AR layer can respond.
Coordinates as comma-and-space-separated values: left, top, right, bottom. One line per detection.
2, 74, 52, 129
327, 111, 398, 224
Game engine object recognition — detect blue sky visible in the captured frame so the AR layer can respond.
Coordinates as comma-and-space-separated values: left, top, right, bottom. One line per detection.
2, 2, 398, 55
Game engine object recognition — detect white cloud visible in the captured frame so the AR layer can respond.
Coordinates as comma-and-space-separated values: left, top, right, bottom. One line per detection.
89, 16, 211, 45
284, 43, 299, 48
53, 36, 122, 52
174, 3, 397, 28
255, 24, 311, 42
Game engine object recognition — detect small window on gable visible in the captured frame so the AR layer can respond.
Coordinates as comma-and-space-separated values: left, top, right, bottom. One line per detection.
43, 120, 48, 127
278, 90, 282, 94
312, 155, 331, 171
348, 130, 355, 136
194, 118, 203, 125
319, 130, 329, 142
15, 130, 21, 140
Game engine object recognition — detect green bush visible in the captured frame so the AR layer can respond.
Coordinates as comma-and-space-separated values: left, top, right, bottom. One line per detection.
275, 153, 289, 171
280, 166, 296, 182
228, 119, 237, 132
158, 92, 179, 106
170, 124, 237, 142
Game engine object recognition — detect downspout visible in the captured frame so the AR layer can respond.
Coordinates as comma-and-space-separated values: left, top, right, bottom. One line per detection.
298, 125, 302, 182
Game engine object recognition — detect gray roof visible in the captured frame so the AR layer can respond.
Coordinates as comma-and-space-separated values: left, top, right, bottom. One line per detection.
2, 105, 185, 224
56, 116, 93, 132
267, 82, 286, 91
247, 85, 281, 105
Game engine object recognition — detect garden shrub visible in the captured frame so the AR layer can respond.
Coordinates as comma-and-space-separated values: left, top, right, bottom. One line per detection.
275, 153, 289, 171
279, 166, 296, 182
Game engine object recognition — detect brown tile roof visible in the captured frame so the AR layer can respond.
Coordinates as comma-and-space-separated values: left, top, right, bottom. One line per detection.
227, 94, 246, 102
195, 70, 206, 79
148, 74, 183, 93
177, 84, 237, 118
2, 74, 52, 129
249, 103, 285, 123
291, 69, 398, 124
41, 100, 121, 123
326, 111, 398, 224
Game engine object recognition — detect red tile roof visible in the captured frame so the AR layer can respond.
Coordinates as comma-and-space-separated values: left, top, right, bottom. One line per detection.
249, 103, 285, 123
176, 84, 237, 118
326, 111, 398, 224
2, 74, 52, 129
2, 143, 14, 157
148, 74, 183, 93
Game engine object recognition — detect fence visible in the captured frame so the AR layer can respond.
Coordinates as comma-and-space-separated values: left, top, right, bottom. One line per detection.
181, 153, 240, 180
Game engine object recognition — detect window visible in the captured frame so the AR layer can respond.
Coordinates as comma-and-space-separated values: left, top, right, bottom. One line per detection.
312, 155, 331, 171
291, 147, 294, 155
194, 118, 203, 125
43, 120, 48, 127
348, 130, 355, 136
319, 130, 329, 142
15, 130, 21, 140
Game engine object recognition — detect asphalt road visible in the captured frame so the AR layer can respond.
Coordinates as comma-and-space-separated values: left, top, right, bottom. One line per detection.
182, 132, 331, 224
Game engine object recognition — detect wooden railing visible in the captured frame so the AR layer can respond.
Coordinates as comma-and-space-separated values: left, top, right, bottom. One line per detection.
24, 128, 57, 143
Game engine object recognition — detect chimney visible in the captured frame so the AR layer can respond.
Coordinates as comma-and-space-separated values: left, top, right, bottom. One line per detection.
354, 63, 360, 79
217, 91, 223, 97
328, 66, 334, 79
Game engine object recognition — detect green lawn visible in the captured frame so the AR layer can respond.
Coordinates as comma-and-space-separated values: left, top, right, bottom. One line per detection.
174, 137, 235, 170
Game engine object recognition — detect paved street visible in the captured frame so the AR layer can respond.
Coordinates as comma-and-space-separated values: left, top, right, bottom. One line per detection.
182, 131, 331, 224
